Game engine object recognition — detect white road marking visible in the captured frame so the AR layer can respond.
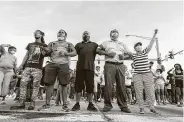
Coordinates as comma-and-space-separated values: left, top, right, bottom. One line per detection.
106, 114, 183, 122
32, 114, 105, 121
0, 115, 15, 119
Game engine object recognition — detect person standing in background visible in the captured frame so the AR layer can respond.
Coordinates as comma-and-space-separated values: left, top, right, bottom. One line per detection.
173, 64, 183, 107
154, 69, 166, 105
94, 66, 101, 102
0, 44, 17, 105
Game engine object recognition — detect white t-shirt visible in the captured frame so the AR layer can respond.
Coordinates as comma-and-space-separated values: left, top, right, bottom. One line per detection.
100, 73, 105, 86
94, 70, 102, 84
125, 70, 132, 86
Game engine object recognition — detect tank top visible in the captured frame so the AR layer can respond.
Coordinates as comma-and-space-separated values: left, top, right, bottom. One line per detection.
174, 70, 183, 82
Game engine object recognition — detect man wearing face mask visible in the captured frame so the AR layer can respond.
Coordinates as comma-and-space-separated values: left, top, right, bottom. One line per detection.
10, 30, 47, 110
0, 44, 17, 105
38, 29, 76, 111
97, 29, 131, 113
72, 31, 99, 112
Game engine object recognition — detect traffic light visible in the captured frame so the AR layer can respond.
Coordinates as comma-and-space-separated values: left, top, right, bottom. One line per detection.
169, 51, 174, 59
98, 58, 100, 64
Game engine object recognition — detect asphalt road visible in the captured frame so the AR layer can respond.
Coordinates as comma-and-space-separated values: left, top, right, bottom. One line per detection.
0, 98, 183, 122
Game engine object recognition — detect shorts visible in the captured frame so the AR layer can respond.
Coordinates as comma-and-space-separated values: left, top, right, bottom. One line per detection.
155, 83, 165, 90
75, 69, 94, 93
44, 63, 70, 86
175, 80, 183, 88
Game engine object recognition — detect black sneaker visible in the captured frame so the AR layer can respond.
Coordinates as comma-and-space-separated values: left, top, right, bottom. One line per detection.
139, 108, 144, 114
10, 104, 25, 110
38, 104, 50, 111
103, 105, 113, 112
150, 109, 157, 114
63, 105, 69, 112
72, 103, 80, 111
87, 103, 98, 112
28, 106, 35, 110
121, 107, 131, 113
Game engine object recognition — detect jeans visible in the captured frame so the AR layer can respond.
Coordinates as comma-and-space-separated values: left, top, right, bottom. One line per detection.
0, 68, 14, 96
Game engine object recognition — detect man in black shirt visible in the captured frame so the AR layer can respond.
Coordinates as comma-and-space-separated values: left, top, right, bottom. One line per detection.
10, 30, 48, 110
72, 31, 99, 111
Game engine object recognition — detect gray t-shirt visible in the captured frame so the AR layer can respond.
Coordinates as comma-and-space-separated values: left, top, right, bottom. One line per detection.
48, 40, 72, 64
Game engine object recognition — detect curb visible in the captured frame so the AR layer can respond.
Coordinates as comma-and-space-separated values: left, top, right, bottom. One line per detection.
155, 105, 183, 116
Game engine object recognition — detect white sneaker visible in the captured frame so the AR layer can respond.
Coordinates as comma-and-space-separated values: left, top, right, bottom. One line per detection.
154, 100, 157, 106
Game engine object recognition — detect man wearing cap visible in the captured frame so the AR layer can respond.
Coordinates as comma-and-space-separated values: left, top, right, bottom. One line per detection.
72, 31, 99, 112
124, 30, 158, 114
97, 29, 131, 113
38, 29, 77, 111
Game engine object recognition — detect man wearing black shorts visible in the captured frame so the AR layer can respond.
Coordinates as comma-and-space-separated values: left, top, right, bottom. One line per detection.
72, 31, 99, 111
38, 29, 76, 111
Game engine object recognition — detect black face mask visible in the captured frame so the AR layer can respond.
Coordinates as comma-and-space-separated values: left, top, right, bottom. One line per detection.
35, 36, 40, 39
83, 35, 89, 41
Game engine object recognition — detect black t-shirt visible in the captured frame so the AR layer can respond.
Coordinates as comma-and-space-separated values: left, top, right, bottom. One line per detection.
25, 42, 47, 69
75, 41, 98, 71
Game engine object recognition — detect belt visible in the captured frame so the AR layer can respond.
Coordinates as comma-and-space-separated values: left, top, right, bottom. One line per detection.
106, 61, 124, 65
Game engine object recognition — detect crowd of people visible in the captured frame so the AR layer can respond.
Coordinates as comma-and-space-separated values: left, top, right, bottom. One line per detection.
0, 29, 183, 114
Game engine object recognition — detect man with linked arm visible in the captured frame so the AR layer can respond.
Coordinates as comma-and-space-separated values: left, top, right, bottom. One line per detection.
97, 29, 131, 113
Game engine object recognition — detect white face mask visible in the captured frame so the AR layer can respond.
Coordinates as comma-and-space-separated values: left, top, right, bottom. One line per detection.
57, 36, 65, 41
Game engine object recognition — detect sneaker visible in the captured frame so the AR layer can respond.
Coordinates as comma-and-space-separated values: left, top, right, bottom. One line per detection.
121, 107, 131, 113
0, 101, 6, 105
103, 105, 113, 112
177, 104, 182, 107
87, 103, 98, 112
28, 106, 35, 110
10, 104, 25, 110
62, 105, 69, 112
55, 104, 60, 106
150, 109, 157, 114
72, 103, 80, 111
38, 104, 50, 111
140, 108, 144, 114
163, 102, 167, 105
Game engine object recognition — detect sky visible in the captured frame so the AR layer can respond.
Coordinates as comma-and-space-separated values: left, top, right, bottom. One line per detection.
0, 1, 183, 72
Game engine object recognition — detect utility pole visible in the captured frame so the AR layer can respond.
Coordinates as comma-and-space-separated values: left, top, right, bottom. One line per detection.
155, 38, 161, 60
